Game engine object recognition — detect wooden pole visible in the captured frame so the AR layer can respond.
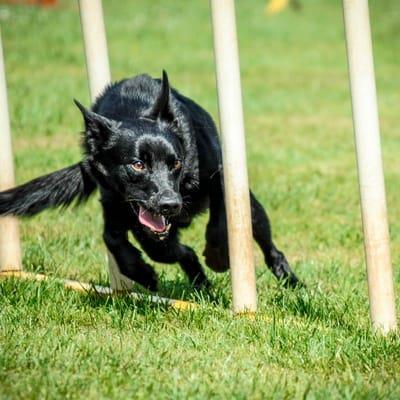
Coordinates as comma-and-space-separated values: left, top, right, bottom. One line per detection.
78, 0, 110, 100
210, 0, 257, 313
342, 0, 397, 333
78, 0, 133, 291
0, 29, 22, 273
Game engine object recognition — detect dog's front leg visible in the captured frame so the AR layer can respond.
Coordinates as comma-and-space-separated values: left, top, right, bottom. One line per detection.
103, 228, 158, 291
176, 244, 210, 289
136, 232, 210, 290
203, 172, 230, 273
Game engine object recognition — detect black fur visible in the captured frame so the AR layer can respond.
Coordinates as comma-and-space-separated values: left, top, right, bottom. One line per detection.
0, 71, 300, 291
0, 162, 96, 216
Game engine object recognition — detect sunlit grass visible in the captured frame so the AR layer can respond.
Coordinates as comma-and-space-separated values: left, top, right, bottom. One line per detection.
0, 0, 399, 398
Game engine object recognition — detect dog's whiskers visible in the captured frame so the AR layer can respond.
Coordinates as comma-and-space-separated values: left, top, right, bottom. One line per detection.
209, 166, 222, 179
127, 202, 139, 217
180, 202, 191, 216
124, 197, 144, 203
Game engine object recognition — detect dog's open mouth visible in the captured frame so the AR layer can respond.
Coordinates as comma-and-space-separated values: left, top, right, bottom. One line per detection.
138, 206, 171, 237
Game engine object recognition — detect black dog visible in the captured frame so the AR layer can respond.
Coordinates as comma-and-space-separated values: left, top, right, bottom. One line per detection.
0, 71, 300, 291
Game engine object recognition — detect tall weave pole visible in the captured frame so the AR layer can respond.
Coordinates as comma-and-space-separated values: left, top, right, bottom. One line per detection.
343, 0, 397, 333
210, 0, 257, 313
78, 0, 133, 291
0, 29, 22, 273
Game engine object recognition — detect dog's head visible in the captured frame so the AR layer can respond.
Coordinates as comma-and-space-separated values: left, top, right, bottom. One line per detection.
75, 72, 191, 238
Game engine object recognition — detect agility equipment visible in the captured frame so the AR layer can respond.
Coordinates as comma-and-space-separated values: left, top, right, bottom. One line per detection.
210, 0, 257, 313
0, 29, 21, 274
0, 1, 397, 331
342, 0, 396, 333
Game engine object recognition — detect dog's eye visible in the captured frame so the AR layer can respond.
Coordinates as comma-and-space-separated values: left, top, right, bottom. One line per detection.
173, 160, 182, 171
132, 161, 145, 172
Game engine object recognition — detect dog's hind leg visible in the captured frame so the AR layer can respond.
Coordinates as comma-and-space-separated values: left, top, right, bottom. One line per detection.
250, 191, 301, 288
204, 172, 301, 287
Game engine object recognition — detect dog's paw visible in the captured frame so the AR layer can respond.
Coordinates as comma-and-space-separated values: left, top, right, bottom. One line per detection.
203, 244, 229, 273
192, 276, 212, 291
137, 263, 159, 292
269, 250, 305, 289
280, 273, 305, 289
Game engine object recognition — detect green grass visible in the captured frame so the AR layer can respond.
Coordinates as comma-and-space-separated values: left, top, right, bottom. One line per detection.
1, 0, 399, 398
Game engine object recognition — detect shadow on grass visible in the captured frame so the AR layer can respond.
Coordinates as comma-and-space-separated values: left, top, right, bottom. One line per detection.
1, 268, 360, 331
55, 272, 231, 317
265, 282, 359, 331
77, 274, 359, 331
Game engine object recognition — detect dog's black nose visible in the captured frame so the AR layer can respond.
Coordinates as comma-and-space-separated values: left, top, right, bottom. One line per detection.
159, 197, 182, 215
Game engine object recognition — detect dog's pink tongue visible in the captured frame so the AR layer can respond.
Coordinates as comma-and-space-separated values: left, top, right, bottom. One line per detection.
139, 207, 166, 232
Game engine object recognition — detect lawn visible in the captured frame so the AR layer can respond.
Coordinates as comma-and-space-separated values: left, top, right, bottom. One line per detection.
0, 0, 399, 398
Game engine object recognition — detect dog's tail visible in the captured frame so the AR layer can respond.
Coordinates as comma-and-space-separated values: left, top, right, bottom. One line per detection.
0, 161, 97, 217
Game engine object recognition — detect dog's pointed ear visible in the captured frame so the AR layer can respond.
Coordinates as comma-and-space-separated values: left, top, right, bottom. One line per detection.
74, 99, 117, 153
145, 70, 174, 122
74, 99, 112, 135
